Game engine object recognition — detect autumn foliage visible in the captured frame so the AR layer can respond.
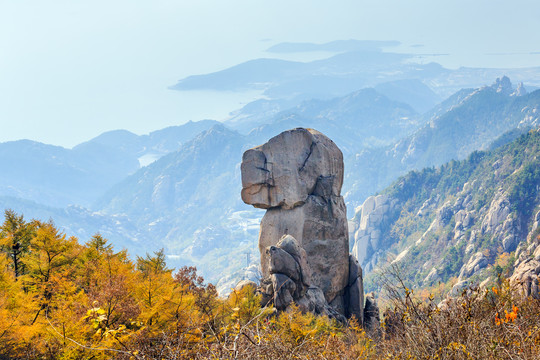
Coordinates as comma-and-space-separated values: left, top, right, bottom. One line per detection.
1, 209, 540, 359
0, 210, 374, 359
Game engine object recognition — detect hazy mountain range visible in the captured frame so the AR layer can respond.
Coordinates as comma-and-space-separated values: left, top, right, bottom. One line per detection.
2, 42, 540, 291
344, 76, 539, 211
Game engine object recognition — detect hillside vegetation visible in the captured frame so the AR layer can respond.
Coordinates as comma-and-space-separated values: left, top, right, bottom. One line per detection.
354, 128, 540, 295
1, 210, 540, 359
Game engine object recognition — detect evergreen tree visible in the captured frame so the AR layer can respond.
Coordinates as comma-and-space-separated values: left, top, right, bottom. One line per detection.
0, 209, 35, 279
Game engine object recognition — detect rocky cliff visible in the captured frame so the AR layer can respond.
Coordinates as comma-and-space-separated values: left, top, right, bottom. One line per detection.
352, 128, 540, 294
510, 209, 540, 298
351, 195, 399, 273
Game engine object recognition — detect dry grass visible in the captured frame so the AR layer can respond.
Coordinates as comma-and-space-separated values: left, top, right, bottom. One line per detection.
377, 270, 540, 360
106, 280, 540, 360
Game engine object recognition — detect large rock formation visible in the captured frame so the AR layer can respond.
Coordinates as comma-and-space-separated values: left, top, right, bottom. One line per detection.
241, 128, 364, 321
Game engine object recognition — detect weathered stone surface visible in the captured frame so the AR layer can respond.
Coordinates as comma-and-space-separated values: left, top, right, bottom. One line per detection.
258, 277, 274, 307
459, 252, 489, 279
530, 210, 540, 241
296, 286, 328, 314
241, 128, 343, 210
267, 246, 301, 283
241, 128, 364, 321
512, 82, 527, 97
481, 194, 511, 232
271, 273, 296, 310
363, 293, 381, 335
276, 234, 312, 286
345, 255, 364, 323
479, 193, 521, 253
510, 213, 540, 298
265, 235, 328, 315
351, 194, 398, 272
510, 259, 540, 299
296, 287, 346, 322
242, 128, 349, 304
258, 194, 349, 302
435, 201, 454, 229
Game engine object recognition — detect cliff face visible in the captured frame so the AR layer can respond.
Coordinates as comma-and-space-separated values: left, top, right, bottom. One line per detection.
351, 129, 540, 293
510, 210, 540, 298
351, 195, 398, 273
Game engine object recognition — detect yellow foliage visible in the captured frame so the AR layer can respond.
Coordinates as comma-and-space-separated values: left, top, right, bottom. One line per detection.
1, 210, 539, 359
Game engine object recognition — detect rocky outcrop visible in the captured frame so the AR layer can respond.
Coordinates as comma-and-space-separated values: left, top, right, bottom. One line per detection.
459, 252, 489, 279
234, 279, 258, 293
346, 128, 540, 300
241, 128, 343, 211
241, 128, 364, 321
533, 210, 540, 235
411, 183, 522, 283
481, 193, 521, 252
425, 184, 476, 237
259, 235, 346, 320
512, 82, 527, 97
258, 196, 349, 303
363, 293, 381, 336
511, 259, 540, 299
345, 255, 364, 323
492, 76, 513, 96
510, 210, 540, 298
351, 195, 398, 272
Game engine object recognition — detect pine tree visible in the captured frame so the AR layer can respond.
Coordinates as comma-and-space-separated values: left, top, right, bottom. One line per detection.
0, 209, 35, 279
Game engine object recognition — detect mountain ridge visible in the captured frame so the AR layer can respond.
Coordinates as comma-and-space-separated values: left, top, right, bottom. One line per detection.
351, 127, 540, 295
344, 78, 540, 211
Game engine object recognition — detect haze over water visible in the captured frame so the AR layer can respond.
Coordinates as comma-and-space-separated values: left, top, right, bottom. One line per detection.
2, 0, 540, 148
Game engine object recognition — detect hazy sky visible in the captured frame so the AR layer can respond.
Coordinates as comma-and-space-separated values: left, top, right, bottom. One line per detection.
1, 0, 540, 147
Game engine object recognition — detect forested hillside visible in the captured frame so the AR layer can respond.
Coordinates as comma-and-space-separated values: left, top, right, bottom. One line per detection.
2, 210, 540, 359
352, 128, 540, 295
